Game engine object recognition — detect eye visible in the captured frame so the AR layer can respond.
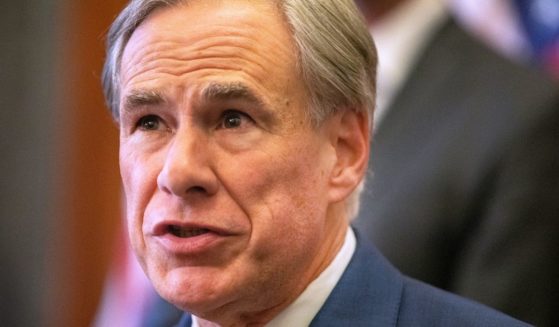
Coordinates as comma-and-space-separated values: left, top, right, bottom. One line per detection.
220, 110, 251, 129
137, 115, 161, 131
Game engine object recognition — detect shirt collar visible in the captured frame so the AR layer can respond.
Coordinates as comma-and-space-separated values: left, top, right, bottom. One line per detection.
191, 227, 356, 327
371, 0, 447, 125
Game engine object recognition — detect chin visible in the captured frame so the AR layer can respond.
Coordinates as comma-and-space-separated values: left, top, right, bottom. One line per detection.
152, 266, 233, 315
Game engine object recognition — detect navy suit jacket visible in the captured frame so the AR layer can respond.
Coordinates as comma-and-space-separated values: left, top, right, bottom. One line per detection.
177, 230, 529, 326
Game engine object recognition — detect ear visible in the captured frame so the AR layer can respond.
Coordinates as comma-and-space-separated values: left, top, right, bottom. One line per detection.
327, 108, 370, 203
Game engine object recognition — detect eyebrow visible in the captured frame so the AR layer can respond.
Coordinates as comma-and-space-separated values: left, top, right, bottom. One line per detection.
202, 82, 265, 107
121, 82, 266, 115
123, 89, 166, 112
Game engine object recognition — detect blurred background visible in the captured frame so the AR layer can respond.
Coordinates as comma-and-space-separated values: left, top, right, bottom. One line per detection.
1, 1, 124, 326
1, 0, 557, 326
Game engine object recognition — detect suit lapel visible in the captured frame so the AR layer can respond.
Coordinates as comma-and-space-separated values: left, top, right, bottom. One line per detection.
310, 230, 404, 327
374, 18, 465, 147
356, 19, 482, 246
176, 313, 191, 327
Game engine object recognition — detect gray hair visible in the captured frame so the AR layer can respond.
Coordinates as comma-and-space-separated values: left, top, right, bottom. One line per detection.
101, 0, 377, 219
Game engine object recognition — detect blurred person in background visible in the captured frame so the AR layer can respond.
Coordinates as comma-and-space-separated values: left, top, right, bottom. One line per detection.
353, 0, 559, 326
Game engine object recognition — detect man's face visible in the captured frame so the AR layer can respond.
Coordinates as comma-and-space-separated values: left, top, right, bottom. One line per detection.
118, 0, 350, 322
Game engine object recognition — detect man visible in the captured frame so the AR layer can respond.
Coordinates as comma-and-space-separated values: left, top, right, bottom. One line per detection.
102, 0, 528, 325
354, 0, 559, 326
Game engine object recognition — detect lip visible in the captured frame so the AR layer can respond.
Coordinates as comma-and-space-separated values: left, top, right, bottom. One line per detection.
150, 221, 235, 255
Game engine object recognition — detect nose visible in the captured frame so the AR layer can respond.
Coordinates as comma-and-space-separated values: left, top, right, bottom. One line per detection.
157, 128, 219, 198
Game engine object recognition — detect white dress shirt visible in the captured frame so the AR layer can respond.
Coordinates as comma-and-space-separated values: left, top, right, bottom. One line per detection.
371, 0, 447, 126
191, 227, 356, 327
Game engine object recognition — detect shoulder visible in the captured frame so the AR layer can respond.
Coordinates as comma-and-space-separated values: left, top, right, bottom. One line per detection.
312, 230, 531, 326
397, 277, 530, 327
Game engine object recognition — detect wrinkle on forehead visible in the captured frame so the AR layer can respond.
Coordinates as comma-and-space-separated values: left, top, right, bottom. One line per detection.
119, 1, 297, 86
121, 35, 269, 88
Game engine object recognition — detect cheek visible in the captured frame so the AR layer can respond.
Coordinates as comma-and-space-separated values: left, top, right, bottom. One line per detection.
119, 146, 161, 247
231, 140, 330, 245
120, 142, 162, 200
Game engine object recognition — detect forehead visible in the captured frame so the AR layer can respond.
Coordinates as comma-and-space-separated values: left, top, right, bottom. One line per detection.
119, 0, 303, 106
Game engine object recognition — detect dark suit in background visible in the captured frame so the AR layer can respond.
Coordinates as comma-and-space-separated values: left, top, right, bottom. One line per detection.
177, 231, 529, 327
354, 18, 559, 327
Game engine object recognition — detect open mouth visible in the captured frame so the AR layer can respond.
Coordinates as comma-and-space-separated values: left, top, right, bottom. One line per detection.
167, 226, 210, 238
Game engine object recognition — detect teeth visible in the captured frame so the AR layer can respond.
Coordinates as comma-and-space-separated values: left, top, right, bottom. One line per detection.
169, 226, 209, 238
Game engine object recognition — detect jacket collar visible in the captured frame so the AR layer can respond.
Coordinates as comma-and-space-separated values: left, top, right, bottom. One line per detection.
310, 229, 404, 326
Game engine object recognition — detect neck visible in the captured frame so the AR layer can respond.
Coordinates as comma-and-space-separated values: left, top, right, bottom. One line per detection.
355, 0, 408, 24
